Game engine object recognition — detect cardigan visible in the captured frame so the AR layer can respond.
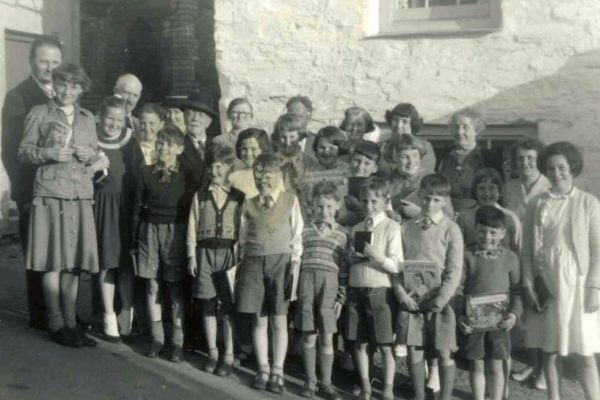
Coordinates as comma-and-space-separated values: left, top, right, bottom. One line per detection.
521, 187, 600, 289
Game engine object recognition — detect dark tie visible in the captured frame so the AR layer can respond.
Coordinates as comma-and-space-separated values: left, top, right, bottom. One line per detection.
420, 217, 433, 230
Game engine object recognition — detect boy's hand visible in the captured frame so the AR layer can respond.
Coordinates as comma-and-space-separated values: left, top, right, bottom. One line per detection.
498, 313, 517, 331
363, 243, 384, 264
74, 146, 95, 163
347, 249, 365, 265
43, 146, 74, 162
397, 290, 419, 312
458, 316, 473, 335
524, 284, 541, 311
187, 257, 198, 277
334, 301, 343, 320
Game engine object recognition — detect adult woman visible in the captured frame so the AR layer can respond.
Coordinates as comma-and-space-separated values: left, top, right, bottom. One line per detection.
19, 63, 105, 347
521, 141, 600, 400
213, 98, 252, 151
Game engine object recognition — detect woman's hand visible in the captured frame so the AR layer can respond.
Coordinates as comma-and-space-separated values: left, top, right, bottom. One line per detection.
584, 287, 600, 313
401, 294, 420, 312
524, 284, 541, 311
74, 146, 95, 163
334, 301, 343, 320
43, 146, 74, 162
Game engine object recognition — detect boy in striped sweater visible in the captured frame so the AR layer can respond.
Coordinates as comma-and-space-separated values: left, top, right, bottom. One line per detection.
295, 181, 348, 400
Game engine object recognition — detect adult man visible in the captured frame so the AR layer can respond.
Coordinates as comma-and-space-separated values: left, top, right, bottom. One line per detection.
1, 36, 62, 330
113, 73, 143, 139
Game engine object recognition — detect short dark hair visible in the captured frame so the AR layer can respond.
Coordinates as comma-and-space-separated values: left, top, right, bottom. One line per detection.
227, 98, 253, 115
139, 103, 168, 121
286, 95, 313, 113
352, 140, 381, 164
511, 137, 545, 171
383, 133, 427, 164
419, 173, 451, 197
29, 36, 63, 63
471, 167, 504, 202
538, 141, 583, 178
206, 144, 236, 167
312, 180, 340, 202
312, 126, 348, 156
475, 205, 506, 229
385, 103, 423, 134
340, 106, 375, 134
253, 152, 281, 173
361, 177, 389, 200
52, 63, 91, 92
156, 124, 185, 147
272, 113, 306, 142
235, 128, 272, 159
99, 95, 126, 117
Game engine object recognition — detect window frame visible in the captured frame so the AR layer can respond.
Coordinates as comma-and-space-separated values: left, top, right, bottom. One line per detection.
375, 0, 502, 37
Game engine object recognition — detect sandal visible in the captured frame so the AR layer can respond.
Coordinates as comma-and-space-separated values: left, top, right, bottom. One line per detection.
300, 381, 316, 398
357, 389, 371, 400
267, 373, 285, 394
252, 369, 269, 391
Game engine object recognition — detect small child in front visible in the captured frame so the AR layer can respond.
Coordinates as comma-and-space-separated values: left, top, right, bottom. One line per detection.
132, 125, 191, 362
187, 145, 245, 376
296, 181, 348, 400
458, 205, 521, 400
394, 173, 464, 400
346, 177, 402, 400
237, 153, 304, 394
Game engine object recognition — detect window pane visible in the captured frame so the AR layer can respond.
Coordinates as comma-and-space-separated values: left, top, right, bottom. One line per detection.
429, 0, 458, 6
460, 0, 488, 4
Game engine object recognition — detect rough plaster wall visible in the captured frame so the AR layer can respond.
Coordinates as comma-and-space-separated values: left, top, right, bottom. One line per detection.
214, 0, 600, 194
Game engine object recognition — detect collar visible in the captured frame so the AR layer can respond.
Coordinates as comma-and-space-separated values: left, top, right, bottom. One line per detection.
259, 186, 283, 204
58, 104, 75, 116
152, 161, 179, 174
187, 132, 207, 145
365, 211, 386, 228
548, 186, 575, 200
98, 128, 132, 150
209, 183, 231, 193
474, 246, 503, 260
139, 140, 155, 150
31, 75, 54, 98
47, 99, 81, 114
313, 220, 335, 230
416, 211, 444, 225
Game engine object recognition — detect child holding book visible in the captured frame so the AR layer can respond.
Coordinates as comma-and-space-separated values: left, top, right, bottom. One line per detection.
236, 153, 304, 394
296, 181, 348, 400
458, 206, 522, 400
187, 145, 245, 376
394, 173, 464, 400
346, 177, 402, 400
131, 125, 192, 362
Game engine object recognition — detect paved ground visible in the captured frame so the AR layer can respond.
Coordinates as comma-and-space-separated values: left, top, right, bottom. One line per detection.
0, 235, 586, 399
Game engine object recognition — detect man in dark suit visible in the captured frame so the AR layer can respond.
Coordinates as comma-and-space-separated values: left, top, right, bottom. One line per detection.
1, 36, 63, 330
113, 73, 143, 140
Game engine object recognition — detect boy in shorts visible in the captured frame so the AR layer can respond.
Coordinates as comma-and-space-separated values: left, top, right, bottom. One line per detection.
132, 125, 192, 361
296, 181, 348, 400
458, 205, 521, 400
236, 153, 304, 394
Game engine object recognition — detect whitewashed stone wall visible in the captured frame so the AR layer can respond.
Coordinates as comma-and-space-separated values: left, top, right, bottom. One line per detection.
214, 0, 600, 194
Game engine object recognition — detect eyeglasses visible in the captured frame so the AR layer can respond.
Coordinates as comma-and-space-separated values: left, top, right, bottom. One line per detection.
229, 111, 252, 118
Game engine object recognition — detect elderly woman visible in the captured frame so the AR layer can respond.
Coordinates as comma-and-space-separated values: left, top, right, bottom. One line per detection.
438, 108, 497, 213
19, 63, 106, 348
521, 141, 600, 400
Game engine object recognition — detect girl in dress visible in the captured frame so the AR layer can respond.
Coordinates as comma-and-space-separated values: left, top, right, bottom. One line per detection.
504, 138, 550, 389
339, 106, 381, 146
228, 127, 272, 198
522, 141, 600, 400
94, 96, 138, 342
19, 63, 106, 347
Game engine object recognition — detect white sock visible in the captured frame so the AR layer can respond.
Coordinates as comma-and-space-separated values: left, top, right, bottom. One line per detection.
103, 312, 119, 337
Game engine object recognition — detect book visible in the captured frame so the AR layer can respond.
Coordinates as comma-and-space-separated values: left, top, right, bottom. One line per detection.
533, 275, 552, 312
403, 260, 441, 304
465, 293, 510, 333
214, 263, 238, 304
354, 231, 372, 253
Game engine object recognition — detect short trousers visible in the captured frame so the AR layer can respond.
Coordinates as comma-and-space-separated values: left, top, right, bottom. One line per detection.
192, 246, 235, 301
295, 270, 339, 334
464, 329, 511, 360
136, 222, 186, 282
345, 287, 396, 345
236, 253, 292, 316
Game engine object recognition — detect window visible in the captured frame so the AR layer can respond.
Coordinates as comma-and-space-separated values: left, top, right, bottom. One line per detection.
376, 0, 502, 37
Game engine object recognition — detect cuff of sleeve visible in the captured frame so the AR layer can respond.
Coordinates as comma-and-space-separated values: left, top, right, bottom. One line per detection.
382, 257, 397, 274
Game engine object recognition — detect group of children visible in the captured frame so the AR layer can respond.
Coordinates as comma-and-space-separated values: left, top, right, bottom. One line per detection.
20, 64, 596, 400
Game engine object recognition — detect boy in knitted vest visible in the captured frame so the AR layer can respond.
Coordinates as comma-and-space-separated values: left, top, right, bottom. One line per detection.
187, 145, 245, 377
237, 153, 304, 394
295, 181, 348, 400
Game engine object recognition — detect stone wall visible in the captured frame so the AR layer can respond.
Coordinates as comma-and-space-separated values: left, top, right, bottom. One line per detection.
214, 0, 600, 194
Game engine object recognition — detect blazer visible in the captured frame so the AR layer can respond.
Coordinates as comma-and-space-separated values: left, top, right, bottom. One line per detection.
521, 187, 600, 289
1, 76, 50, 203
180, 134, 207, 192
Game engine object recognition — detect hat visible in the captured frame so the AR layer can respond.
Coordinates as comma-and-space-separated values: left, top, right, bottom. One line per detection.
171, 91, 217, 119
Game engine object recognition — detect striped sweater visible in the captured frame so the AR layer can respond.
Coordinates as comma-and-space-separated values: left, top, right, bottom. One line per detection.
300, 223, 349, 304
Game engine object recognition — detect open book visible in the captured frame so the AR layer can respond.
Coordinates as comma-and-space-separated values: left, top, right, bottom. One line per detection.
465, 293, 509, 333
